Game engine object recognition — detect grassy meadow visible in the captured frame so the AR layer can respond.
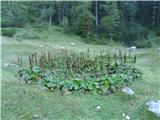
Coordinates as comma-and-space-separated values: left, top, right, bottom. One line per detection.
1, 27, 160, 120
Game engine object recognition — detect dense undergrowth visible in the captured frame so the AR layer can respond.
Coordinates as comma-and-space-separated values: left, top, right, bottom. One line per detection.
1, 28, 17, 37
17, 49, 141, 94
2, 26, 160, 47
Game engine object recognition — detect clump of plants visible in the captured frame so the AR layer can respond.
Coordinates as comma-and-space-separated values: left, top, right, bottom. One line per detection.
17, 49, 141, 94
1, 28, 16, 37
15, 30, 40, 40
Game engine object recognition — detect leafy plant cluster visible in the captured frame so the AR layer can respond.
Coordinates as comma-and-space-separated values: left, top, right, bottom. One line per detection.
1, 28, 17, 37
14, 28, 41, 40
17, 49, 141, 94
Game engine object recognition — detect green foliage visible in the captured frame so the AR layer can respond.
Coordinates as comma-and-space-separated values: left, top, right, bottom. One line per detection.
17, 50, 141, 94
15, 29, 40, 40
80, 11, 95, 36
1, 28, 16, 37
1, 2, 29, 27
145, 31, 160, 47
61, 16, 69, 33
99, 1, 120, 36
118, 24, 148, 46
100, 16, 119, 35
69, 2, 95, 36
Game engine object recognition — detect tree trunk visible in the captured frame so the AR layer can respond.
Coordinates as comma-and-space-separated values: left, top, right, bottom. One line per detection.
157, 2, 160, 27
48, 14, 52, 32
58, 3, 62, 24
95, 1, 98, 28
131, 15, 134, 25
152, 1, 158, 26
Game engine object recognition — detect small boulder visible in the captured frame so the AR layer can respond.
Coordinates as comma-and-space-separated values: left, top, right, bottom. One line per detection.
95, 106, 101, 112
122, 113, 130, 120
70, 42, 75, 46
3, 63, 10, 67
126, 115, 130, 120
9, 63, 19, 67
60, 47, 65, 49
122, 86, 135, 96
2, 63, 19, 68
128, 46, 136, 52
146, 100, 160, 118
63, 91, 72, 95
33, 114, 39, 119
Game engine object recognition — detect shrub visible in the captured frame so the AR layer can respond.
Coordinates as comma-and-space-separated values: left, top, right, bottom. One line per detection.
134, 31, 160, 48
1, 18, 25, 27
133, 39, 151, 48
146, 31, 160, 47
118, 24, 148, 46
15, 30, 40, 40
100, 16, 119, 35
1, 28, 16, 37
17, 50, 141, 94
61, 16, 69, 33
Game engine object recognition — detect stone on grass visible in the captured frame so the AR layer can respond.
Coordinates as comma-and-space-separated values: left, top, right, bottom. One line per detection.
128, 46, 136, 52
33, 114, 39, 119
95, 106, 101, 112
2, 63, 19, 68
146, 100, 160, 118
122, 113, 130, 120
122, 113, 125, 117
9, 63, 19, 67
70, 42, 75, 46
62, 90, 72, 95
3, 63, 10, 67
122, 86, 134, 96
126, 115, 130, 120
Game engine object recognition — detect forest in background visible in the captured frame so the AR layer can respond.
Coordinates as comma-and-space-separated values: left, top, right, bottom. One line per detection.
1, 1, 160, 47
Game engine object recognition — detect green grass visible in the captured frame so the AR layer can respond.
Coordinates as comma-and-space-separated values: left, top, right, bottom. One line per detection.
1, 26, 160, 120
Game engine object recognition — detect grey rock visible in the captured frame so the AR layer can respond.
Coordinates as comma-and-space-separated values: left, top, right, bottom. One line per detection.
2, 63, 19, 68
146, 100, 160, 118
33, 114, 39, 119
125, 115, 130, 120
95, 106, 101, 112
128, 46, 136, 52
122, 86, 135, 96
3, 63, 10, 67
61, 46, 65, 49
70, 42, 75, 46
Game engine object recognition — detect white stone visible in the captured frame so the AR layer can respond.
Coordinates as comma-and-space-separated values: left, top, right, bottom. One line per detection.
128, 46, 136, 52
9, 63, 19, 67
95, 106, 101, 111
122, 113, 125, 117
33, 114, 39, 118
2, 63, 19, 68
70, 42, 75, 46
146, 100, 160, 118
3, 63, 10, 67
126, 115, 130, 120
122, 86, 134, 96
61, 47, 65, 49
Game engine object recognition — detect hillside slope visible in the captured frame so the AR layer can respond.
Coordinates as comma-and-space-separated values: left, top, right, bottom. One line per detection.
1, 28, 160, 120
